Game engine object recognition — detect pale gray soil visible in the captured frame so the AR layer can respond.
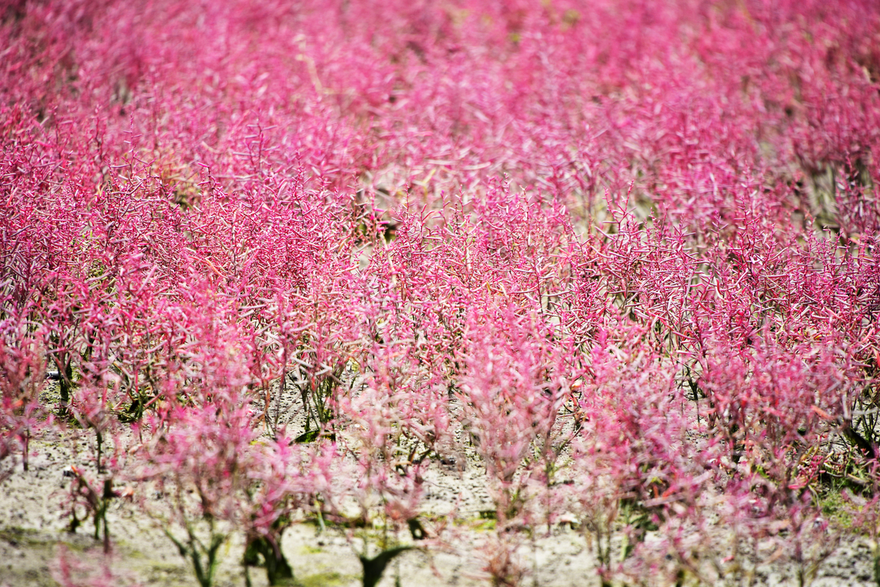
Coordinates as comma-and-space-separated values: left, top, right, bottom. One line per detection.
0, 373, 876, 587
0, 431, 876, 587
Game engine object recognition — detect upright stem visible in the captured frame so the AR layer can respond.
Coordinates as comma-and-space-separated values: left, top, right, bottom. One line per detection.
22, 428, 29, 472
96, 430, 103, 473
274, 371, 285, 434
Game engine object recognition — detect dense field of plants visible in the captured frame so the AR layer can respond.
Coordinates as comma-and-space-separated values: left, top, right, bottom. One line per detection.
2, 0, 880, 585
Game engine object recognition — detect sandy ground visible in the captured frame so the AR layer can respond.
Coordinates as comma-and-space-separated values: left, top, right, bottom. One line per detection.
0, 428, 876, 587
0, 374, 876, 587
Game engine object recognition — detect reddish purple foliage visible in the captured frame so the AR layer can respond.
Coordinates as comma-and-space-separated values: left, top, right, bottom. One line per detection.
2, 1, 880, 585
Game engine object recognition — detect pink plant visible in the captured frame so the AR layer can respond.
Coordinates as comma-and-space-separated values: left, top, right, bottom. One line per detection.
52, 544, 143, 587
0, 306, 47, 476
1, 1, 879, 585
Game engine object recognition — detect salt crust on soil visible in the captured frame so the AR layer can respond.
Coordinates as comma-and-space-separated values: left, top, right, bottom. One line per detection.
0, 426, 875, 587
